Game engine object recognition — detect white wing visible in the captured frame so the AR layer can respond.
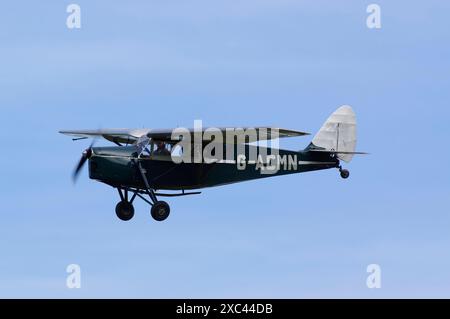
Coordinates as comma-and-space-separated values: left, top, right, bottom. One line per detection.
59, 127, 310, 145
59, 129, 151, 144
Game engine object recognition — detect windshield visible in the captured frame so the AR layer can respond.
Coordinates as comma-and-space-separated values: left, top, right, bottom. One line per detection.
137, 136, 151, 157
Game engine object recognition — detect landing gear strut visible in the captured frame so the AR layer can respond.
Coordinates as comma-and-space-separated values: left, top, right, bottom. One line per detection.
135, 160, 172, 221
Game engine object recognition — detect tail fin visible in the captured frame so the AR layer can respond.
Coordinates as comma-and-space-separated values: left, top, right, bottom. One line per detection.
308, 105, 360, 163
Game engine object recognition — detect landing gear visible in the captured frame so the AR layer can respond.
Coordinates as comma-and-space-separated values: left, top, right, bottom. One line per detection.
113, 161, 174, 222
135, 160, 171, 222
151, 201, 170, 221
114, 160, 172, 221
114, 188, 171, 222
115, 188, 137, 221
339, 167, 350, 179
115, 201, 135, 221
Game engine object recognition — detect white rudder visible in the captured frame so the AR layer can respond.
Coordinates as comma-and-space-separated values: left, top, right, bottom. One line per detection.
311, 105, 357, 163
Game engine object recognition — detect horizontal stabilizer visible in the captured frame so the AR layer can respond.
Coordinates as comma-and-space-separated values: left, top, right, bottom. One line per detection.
308, 150, 369, 155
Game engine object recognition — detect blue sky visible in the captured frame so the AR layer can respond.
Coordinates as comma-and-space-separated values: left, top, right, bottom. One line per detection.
1, 0, 449, 298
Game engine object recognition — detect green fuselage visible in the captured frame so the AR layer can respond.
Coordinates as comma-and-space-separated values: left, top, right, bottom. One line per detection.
88, 145, 339, 190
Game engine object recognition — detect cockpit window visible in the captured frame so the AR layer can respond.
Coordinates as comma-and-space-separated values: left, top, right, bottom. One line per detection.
152, 141, 171, 156
137, 138, 177, 158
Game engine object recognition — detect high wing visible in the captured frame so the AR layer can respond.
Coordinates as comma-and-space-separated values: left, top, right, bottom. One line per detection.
59, 129, 151, 145
59, 127, 310, 145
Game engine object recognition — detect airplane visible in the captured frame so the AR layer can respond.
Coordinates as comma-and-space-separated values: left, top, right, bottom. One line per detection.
60, 105, 366, 222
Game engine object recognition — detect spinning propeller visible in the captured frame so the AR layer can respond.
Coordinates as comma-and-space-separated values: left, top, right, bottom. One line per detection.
73, 140, 95, 182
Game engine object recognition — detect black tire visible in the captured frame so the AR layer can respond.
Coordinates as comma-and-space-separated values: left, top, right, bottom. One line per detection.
151, 201, 170, 221
115, 201, 135, 221
340, 169, 350, 179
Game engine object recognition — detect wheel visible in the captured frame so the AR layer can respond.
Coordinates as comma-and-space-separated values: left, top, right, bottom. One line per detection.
151, 201, 170, 221
115, 201, 135, 221
340, 169, 350, 179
